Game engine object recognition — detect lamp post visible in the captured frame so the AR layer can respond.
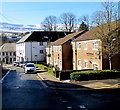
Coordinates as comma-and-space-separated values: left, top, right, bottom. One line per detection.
109, 38, 116, 70
44, 36, 51, 66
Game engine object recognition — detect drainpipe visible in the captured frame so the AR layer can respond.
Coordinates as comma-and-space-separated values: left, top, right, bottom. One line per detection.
75, 42, 77, 70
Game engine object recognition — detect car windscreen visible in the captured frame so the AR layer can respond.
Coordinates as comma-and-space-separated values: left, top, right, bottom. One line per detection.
26, 65, 35, 67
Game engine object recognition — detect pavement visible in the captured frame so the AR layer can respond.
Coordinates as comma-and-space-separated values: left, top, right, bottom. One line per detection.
37, 69, 120, 90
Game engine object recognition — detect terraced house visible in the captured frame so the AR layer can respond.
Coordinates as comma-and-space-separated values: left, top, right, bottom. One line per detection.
46, 31, 86, 70
72, 23, 120, 70
0, 43, 16, 64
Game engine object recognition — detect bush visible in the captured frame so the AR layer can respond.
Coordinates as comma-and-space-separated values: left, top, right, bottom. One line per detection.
35, 64, 55, 76
70, 70, 120, 81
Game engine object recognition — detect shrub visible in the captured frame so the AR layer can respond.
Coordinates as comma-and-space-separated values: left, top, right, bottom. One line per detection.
70, 70, 120, 81
35, 64, 55, 76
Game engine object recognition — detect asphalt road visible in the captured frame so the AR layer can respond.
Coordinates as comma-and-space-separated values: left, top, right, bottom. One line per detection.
2, 66, 120, 110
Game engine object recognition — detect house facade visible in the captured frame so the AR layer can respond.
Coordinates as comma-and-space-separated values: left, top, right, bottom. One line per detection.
16, 41, 47, 62
72, 39, 102, 70
46, 31, 86, 70
0, 43, 16, 64
16, 31, 71, 62
72, 24, 120, 70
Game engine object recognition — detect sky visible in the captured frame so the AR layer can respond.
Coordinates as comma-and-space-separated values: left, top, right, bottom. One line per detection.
0, 1, 119, 24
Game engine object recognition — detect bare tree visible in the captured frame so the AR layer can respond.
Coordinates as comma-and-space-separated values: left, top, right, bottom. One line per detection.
59, 12, 76, 32
92, 1, 120, 70
41, 15, 57, 31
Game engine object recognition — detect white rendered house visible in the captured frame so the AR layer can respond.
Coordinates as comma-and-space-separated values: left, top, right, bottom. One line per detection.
16, 41, 47, 62
16, 32, 47, 62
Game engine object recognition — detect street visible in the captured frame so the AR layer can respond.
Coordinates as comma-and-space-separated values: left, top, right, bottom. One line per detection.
2, 66, 120, 110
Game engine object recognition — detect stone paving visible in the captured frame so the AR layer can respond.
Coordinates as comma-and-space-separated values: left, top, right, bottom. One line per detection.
37, 69, 120, 90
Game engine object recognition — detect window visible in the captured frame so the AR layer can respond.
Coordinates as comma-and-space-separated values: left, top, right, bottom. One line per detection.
39, 42, 43, 46
92, 41, 99, 50
84, 42, 88, 50
13, 52, 16, 56
40, 50, 43, 54
3, 58, 5, 62
10, 58, 12, 63
92, 63, 99, 70
78, 43, 81, 49
2, 52, 4, 56
58, 54, 59, 59
84, 61, 88, 69
78, 60, 82, 66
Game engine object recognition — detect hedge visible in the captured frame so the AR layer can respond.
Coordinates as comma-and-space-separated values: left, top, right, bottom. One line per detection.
70, 70, 120, 81
35, 64, 55, 76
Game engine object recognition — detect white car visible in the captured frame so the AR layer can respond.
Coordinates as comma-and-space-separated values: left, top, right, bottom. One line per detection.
24, 63, 36, 73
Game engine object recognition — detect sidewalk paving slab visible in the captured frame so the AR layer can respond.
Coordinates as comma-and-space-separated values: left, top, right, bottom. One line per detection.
37, 69, 120, 90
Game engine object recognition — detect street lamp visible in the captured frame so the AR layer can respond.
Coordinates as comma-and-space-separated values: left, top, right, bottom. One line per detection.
44, 36, 51, 66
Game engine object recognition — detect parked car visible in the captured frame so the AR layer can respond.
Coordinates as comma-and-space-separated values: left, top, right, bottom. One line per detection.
24, 63, 36, 73
12, 61, 17, 66
19, 62, 23, 67
16, 62, 20, 67
21, 61, 30, 68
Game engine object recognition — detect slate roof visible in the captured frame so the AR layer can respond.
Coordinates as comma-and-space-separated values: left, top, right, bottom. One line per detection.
0, 43, 16, 52
72, 27, 97, 42
17, 31, 71, 44
73, 19, 120, 42
51, 30, 86, 46
17, 32, 32, 43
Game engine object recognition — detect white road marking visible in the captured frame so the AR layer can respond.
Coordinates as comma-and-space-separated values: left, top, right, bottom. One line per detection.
67, 106, 72, 109
79, 105, 86, 109
0, 70, 11, 83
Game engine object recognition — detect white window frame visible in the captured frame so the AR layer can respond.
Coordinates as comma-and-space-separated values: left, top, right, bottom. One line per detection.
92, 41, 99, 50
84, 42, 88, 50
84, 60, 88, 69
77, 42, 81, 50
78, 59, 82, 66
92, 62, 99, 70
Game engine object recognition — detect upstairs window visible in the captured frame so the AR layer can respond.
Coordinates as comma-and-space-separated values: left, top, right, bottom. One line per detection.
2, 52, 4, 56
92, 41, 99, 50
84, 42, 88, 50
40, 50, 43, 54
78, 43, 81, 49
13, 52, 16, 56
39, 42, 43, 46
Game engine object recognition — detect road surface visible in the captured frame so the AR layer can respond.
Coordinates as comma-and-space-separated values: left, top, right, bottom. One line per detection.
2, 66, 120, 110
